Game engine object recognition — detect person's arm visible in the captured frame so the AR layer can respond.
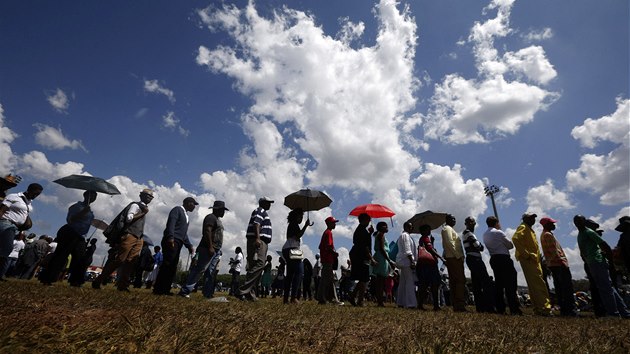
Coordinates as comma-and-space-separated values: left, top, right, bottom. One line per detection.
0, 204, 8, 218
203, 216, 216, 256
499, 230, 514, 250
127, 203, 148, 223
424, 237, 445, 262
378, 233, 395, 266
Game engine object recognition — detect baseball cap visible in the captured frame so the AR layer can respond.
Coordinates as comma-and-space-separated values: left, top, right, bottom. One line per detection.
140, 188, 154, 197
259, 196, 274, 203
539, 217, 557, 226
522, 212, 537, 219
325, 216, 339, 223
183, 197, 199, 205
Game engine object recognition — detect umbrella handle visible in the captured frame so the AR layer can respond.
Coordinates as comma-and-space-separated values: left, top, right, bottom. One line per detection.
86, 228, 97, 243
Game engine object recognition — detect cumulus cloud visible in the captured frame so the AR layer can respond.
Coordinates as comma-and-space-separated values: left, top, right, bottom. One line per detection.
526, 179, 574, 217
0, 103, 18, 172
33, 123, 86, 151
46, 88, 70, 113
144, 79, 176, 103
567, 98, 630, 205
162, 111, 189, 137
424, 0, 559, 144
521, 27, 553, 42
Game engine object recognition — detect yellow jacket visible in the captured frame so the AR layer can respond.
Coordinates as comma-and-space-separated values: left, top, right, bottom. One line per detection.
512, 223, 541, 262
441, 225, 464, 259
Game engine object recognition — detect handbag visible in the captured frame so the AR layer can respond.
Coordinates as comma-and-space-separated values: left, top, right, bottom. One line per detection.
417, 244, 436, 266
289, 248, 303, 260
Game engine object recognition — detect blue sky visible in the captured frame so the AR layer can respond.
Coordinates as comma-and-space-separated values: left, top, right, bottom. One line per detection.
1, 0, 628, 284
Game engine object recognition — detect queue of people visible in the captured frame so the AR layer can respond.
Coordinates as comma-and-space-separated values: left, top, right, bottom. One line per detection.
1, 176, 630, 319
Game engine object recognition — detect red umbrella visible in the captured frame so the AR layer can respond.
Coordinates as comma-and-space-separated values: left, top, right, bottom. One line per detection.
349, 204, 395, 218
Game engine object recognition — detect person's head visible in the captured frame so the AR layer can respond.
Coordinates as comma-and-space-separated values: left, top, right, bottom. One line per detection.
235, 246, 242, 254
584, 219, 600, 231
615, 216, 630, 233
139, 188, 154, 204
25, 183, 43, 200
83, 190, 97, 204
522, 212, 537, 227
358, 213, 371, 226
376, 221, 388, 233
445, 214, 456, 227
325, 216, 339, 230
154, 245, 161, 253
486, 216, 500, 228
89, 238, 97, 245
403, 221, 413, 233
258, 196, 274, 210
315, 254, 320, 259
287, 208, 304, 224
573, 215, 586, 230
419, 224, 431, 236
211, 200, 229, 218
183, 197, 198, 212
464, 216, 476, 231
540, 217, 557, 231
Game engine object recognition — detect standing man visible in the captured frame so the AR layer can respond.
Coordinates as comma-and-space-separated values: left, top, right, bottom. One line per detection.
575, 215, 629, 317
483, 216, 522, 315
41, 190, 98, 286
0, 183, 43, 281
313, 254, 322, 297
238, 197, 274, 301
93, 188, 153, 291
317, 216, 343, 305
396, 222, 417, 309
513, 213, 552, 316
539, 217, 577, 317
441, 214, 467, 312
179, 200, 229, 298
228, 247, 243, 296
153, 197, 197, 295
462, 216, 494, 313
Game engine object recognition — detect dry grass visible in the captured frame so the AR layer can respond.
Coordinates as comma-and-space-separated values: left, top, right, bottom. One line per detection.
1, 279, 629, 353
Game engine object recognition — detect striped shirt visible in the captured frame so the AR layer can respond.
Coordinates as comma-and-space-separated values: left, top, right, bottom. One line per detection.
462, 229, 484, 257
246, 207, 272, 243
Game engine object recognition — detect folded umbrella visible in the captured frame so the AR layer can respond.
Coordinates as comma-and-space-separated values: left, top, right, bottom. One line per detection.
284, 189, 332, 211
53, 174, 121, 195
406, 210, 447, 233
91, 219, 109, 231
349, 204, 395, 218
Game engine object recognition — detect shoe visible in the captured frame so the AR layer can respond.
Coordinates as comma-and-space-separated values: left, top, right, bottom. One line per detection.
290, 298, 300, 305
91, 282, 101, 290
244, 294, 258, 302
179, 293, 190, 299
348, 297, 357, 307
332, 301, 345, 306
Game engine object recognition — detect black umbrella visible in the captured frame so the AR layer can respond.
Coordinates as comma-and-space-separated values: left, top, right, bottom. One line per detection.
142, 234, 154, 247
284, 189, 332, 212
53, 174, 121, 195
406, 210, 447, 233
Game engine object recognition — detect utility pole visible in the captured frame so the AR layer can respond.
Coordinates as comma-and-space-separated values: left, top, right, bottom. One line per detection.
484, 185, 501, 220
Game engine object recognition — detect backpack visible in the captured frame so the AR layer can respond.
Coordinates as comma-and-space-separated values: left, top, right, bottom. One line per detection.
103, 202, 136, 244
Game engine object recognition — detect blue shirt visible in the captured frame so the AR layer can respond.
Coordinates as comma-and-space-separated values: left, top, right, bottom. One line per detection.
153, 252, 163, 266
246, 207, 272, 243
66, 201, 94, 237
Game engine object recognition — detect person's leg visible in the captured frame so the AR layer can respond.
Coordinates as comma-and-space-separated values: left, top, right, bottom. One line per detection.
375, 275, 386, 306
68, 237, 87, 286
238, 241, 267, 298
447, 257, 467, 311
94, 243, 129, 288
490, 256, 506, 314
504, 257, 522, 315
282, 249, 294, 303
520, 259, 551, 315
292, 259, 303, 301
116, 236, 144, 291
180, 247, 211, 296
40, 226, 75, 284
589, 261, 625, 317
202, 249, 222, 298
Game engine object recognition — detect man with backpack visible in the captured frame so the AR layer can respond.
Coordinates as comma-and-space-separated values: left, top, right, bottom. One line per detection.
92, 188, 153, 291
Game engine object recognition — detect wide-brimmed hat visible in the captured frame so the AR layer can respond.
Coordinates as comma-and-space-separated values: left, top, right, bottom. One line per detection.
259, 196, 274, 203
211, 200, 229, 211
615, 216, 630, 232
140, 188, 154, 197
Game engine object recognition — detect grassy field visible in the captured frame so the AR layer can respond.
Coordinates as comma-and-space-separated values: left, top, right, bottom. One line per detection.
1, 280, 629, 353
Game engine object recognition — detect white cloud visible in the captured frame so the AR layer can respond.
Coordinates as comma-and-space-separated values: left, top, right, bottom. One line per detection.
526, 179, 574, 217
424, 0, 559, 144
161, 111, 189, 137
19, 150, 85, 181
46, 88, 70, 113
143, 79, 175, 103
567, 98, 630, 205
33, 123, 86, 151
336, 17, 365, 45
521, 27, 553, 42
0, 103, 18, 172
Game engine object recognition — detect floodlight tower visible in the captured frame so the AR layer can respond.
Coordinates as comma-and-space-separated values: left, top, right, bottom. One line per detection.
484, 185, 501, 220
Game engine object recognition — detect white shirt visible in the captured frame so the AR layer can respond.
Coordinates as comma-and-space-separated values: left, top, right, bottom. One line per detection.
233, 252, 243, 273
126, 201, 148, 222
9, 239, 25, 258
483, 227, 514, 256
396, 231, 417, 267
48, 242, 58, 254
1, 192, 32, 225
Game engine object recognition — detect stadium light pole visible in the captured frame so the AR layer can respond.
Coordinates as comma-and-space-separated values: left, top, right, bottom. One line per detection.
484, 185, 501, 220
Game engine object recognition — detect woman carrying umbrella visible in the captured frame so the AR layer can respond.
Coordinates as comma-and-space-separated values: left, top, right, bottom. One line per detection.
348, 213, 376, 307
282, 208, 311, 304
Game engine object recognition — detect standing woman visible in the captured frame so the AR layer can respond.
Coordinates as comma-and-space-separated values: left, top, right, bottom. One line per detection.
282, 209, 311, 304
373, 222, 396, 306
349, 213, 375, 306
416, 224, 445, 310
